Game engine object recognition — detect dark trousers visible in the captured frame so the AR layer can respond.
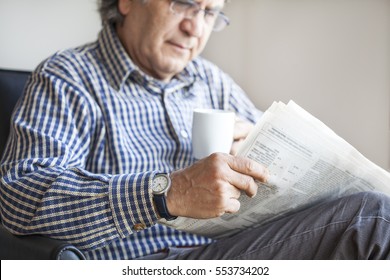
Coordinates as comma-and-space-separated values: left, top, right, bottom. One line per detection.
138, 191, 390, 259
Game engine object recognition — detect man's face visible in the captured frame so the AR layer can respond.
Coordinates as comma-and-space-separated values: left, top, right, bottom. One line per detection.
116, 0, 225, 82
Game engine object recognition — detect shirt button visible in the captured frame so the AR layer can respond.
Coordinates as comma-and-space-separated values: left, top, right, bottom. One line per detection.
133, 223, 146, 232
180, 130, 188, 139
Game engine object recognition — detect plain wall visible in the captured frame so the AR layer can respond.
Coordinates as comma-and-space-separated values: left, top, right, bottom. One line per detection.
0, 0, 389, 170
0, 0, 101, 71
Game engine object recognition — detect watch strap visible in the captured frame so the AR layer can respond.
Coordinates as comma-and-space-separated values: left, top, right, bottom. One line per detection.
153, 193, 177, 221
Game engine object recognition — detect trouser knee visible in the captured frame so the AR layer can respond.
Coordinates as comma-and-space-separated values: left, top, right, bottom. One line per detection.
345, 191, 390, 219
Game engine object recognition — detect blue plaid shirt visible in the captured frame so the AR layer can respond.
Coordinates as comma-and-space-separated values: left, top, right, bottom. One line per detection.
0, 24, 262, 259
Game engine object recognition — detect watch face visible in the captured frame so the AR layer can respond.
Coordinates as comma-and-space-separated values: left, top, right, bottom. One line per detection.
152, 174, 170, 194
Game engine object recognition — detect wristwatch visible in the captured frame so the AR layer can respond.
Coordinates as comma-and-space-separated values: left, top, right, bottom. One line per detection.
151, 173, 177, 221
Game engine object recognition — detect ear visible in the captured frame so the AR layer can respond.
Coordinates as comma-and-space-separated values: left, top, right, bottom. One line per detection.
118, 0, 132, 16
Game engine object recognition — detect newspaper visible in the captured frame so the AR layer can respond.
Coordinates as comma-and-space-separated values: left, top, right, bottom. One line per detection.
160, 100, 390, 239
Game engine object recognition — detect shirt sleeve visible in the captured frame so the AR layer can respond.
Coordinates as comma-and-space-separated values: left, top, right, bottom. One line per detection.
194, 57, 263, 124
0, 67, 159, 251
227, 79, 264, 124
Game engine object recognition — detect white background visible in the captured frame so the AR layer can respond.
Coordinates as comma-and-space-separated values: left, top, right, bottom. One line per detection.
2, 260, 389, 280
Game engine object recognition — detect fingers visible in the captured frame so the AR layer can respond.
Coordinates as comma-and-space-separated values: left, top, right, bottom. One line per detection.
227, 173, 259, 198
226, 183, 241, 199
233, 118, 254, 141
218, 184, 241, 214
231, 118, 254, 155
167, 153, 268, 219
226, 155, 269, 197
214, 154, 268, 197
227, 155, 268, 182
230, 138, 245, 155
225, 199, 241, 214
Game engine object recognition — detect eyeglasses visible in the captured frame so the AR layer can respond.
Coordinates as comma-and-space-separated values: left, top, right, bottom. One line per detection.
169, 0, 230, 32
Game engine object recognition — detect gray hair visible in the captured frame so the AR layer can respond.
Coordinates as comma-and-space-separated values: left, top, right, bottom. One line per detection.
98, 0, 228, 25
98, 0, 123, 25
98, 0, 148, 25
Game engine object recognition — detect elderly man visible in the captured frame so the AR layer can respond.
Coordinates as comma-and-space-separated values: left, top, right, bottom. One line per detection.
1, 0, 390, 260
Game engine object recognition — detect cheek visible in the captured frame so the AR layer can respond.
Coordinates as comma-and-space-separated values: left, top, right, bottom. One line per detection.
142, 35, 164, 58
195, 36, 210, 57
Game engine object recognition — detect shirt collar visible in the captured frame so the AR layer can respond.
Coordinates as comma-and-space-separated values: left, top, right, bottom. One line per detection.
98, 24, 138, 91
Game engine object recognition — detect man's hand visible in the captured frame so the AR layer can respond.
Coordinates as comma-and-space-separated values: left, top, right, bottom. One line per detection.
230, 118, 254, 155
167, 153, 268, 219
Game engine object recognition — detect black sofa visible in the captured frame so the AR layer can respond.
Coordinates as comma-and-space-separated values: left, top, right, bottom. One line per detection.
0, 69, 86, 260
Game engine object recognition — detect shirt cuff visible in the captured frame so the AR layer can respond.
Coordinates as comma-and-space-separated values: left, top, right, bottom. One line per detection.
108, 171, 159, 238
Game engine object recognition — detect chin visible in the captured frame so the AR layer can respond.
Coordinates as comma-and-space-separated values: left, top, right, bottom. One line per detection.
162, 62, 188, 75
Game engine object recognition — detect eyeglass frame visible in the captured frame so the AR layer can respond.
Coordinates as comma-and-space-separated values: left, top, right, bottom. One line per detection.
168, 0, 230, 32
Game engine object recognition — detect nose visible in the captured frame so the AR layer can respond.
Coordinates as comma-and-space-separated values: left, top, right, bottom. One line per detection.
180, 13, 205, 37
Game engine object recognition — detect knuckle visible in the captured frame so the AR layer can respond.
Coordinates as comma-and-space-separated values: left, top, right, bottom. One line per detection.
244, 159, 256, 173
209, 152, 227, 164
212, 183, 224, 194
243, 176, 255, 189
208, 160, 229, 181
209, 169, 225, 183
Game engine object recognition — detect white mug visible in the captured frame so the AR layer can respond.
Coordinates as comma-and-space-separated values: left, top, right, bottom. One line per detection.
192, 109, 235, 159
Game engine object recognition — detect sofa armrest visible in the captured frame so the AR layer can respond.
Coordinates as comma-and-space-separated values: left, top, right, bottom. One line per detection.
0, 224, 86, 260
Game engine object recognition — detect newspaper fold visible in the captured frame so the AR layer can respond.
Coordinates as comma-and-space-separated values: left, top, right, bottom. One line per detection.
160, 101, 390, 239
